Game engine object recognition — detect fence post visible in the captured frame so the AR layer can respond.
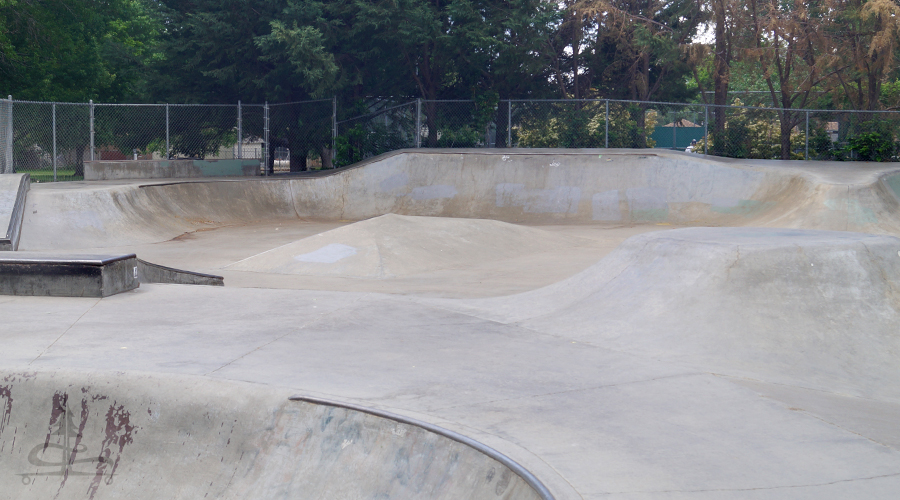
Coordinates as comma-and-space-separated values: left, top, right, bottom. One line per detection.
672, 116, 677, 150
704, 105, 709, 155
237, 100, 242, 159
331, 97, 337, 164
416, 99, 422, 148
805, 111, 809, 160
264, 101, 269, 176
605, 100, 609, 148
89, 100, 95, 162
52, 103, 57, 182
165, 103, 170, 159
507, 101, 512, 148
4, 96, 12, 174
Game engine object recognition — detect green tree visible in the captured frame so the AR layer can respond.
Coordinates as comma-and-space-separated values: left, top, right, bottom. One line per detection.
0, 0, 159, 102
2, 0, 160, 177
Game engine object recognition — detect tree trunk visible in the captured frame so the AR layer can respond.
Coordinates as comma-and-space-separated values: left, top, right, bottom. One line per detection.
712, 0, 729, 156
426, 100, 438, 147
320, 146, 333, 169
75, 145, 85, 178
634, 104, 647, 148
289, 153, 306, 172
780, 113, 793, 160
288, 135, 307, 173
867, 70, 880, 111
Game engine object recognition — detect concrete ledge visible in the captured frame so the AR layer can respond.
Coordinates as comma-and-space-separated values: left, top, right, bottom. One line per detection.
85, 159, 261, 180
137, 258, 224, 286
0, 252, 139, 297
0, 173, 29, 251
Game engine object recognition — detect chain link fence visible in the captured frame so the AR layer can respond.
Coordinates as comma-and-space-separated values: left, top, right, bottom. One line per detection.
2, 96, 900, 181
335, 100, 416, 168
267, 100, 334, 173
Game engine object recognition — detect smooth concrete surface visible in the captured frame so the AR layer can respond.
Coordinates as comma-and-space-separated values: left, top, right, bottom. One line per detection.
0, 173, 28, 250
0, 252, 139, 297
4, 150, 900, 499
85, 159, 261, 181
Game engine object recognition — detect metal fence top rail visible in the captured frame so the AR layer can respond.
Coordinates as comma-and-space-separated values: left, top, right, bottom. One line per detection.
4, 96, 899, 115
4, 98, 94, 105
336, 101, 416, 125
268, 99, 333, 107
507, 98, 900, 115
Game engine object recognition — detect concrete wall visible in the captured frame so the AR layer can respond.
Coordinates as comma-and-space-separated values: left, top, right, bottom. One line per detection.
290, 150, 900, 234
0, 370, 545, 500
18, 150, 900, 250
85, 159, 261, 181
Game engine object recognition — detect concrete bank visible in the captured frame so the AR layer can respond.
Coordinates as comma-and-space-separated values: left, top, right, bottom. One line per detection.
19, 150, 900, 250
435, 227, 900, 401
0, 370, 547, 500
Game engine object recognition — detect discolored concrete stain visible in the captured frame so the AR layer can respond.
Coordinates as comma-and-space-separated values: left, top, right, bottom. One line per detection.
825, 198, 879, 225
410, 185, 458, 200
711, 199, 776, 216
885, 173, 900, 201
495, 183, 581, 214
591, 190, 621, 221
379, 172, 409, 193
626, 187, 668, 222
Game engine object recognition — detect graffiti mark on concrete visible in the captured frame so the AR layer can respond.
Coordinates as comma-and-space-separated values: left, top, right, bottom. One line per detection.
87, 403, 135, 497
0, 384, 11, 437
16, 392, 136, 500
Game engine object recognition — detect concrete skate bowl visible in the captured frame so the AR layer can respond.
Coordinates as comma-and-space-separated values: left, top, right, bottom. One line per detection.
0, 371, 549, 500
18, 149, 900, 250
442, 227, 900, 401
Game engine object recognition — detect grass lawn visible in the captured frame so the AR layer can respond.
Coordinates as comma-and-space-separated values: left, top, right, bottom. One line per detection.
15, 168, 83, 183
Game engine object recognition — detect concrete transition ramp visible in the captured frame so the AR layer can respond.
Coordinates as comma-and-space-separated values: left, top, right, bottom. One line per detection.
18, 150, 900, 250
440, 227, 900, 401
1, 173, 29, 251
136, 258, 224, 286
0, 371, 548, 500
227, 213, 588, 278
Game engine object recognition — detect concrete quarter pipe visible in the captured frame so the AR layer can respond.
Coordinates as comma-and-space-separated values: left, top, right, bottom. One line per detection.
2, 149, 900, 499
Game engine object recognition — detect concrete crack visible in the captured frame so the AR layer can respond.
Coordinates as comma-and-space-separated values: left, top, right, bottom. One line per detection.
204, 295, 368, 375
29, 298, 102, 364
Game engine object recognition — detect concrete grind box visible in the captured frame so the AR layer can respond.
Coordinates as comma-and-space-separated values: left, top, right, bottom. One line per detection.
0, 253, 139, 297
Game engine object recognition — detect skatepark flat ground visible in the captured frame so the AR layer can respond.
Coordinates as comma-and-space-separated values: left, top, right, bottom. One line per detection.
3, 149, 900, 499
65, 219, 674, 297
